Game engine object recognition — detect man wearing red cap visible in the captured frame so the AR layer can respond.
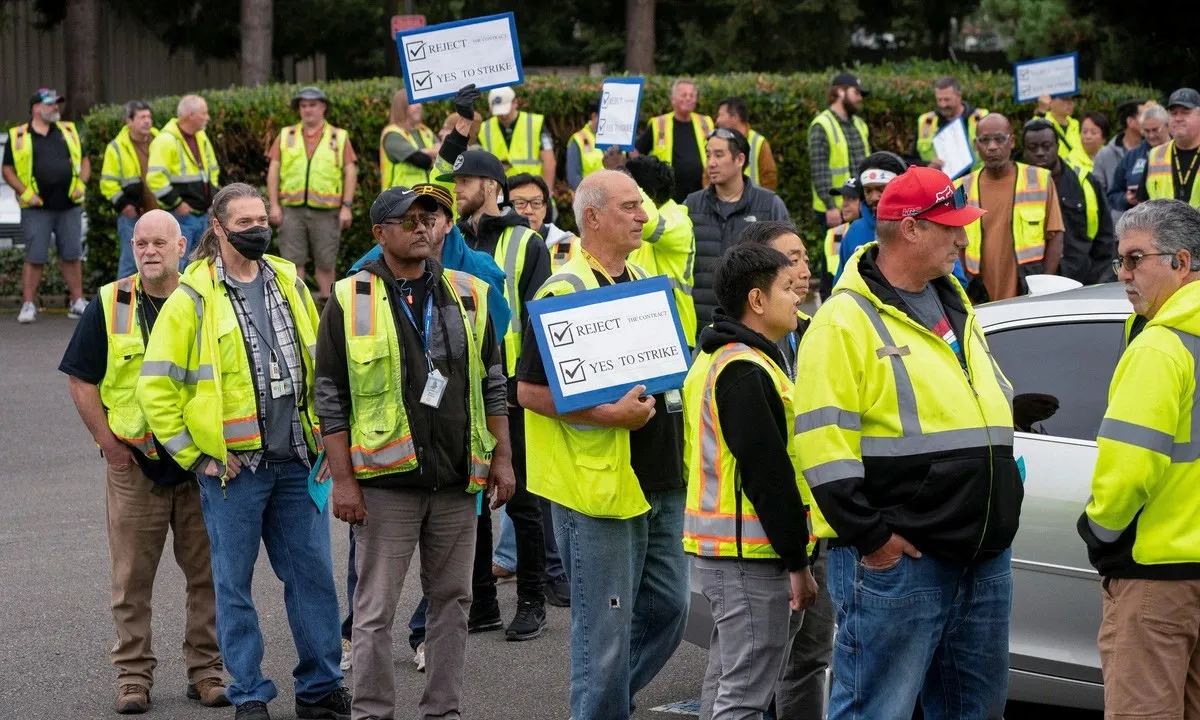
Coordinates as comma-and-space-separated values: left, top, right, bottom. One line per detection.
794, 166, 1022, 719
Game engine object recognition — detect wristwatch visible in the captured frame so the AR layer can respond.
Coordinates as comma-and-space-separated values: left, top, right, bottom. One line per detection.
342, 200, 352, 208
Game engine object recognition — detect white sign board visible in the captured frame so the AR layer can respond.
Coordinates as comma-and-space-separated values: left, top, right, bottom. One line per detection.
932, 117, 975, 179
396, 12, 523, 104
594, 77, 644, 151
1014, 52, 1079, 103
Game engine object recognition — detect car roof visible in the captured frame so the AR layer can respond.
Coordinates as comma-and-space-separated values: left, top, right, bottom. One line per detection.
975, 282, 1132, 327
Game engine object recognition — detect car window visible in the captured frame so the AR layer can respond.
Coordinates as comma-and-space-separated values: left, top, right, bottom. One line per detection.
985, 320, 1125, 441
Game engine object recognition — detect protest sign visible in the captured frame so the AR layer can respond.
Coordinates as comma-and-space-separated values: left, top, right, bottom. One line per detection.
527, 276, 691, 414
594, 77, 644, 151
396, 12, 523, 103
932, 117, 975, 179
1014, 52, 1079, 102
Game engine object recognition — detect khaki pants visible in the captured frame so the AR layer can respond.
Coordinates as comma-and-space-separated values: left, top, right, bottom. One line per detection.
1099, 577, 1200, 719
279, 206, 341, 270
106, 463, 222, 689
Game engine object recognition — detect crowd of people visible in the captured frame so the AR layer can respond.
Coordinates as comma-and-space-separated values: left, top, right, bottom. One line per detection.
8, 68, 1200, 720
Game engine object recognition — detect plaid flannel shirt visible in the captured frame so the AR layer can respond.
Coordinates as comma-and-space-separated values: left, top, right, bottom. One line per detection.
807, 110, 869, 209
215, 253, 310, 472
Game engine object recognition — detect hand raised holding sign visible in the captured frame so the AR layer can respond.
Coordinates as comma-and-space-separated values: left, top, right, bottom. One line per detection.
604, 384, 657, 430
454, 84, 480, 121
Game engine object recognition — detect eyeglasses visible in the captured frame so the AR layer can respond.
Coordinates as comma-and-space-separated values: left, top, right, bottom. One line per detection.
1111, 252, 1176, 275
511, 198, 546, 211
975, 134, 1012, 146
910, 184, 968, 218
380, 214, 438, 231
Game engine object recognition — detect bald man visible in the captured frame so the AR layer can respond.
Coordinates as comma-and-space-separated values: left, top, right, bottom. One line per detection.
60, 209, 228, 713
958, 113, 1064, 301
147, 94, 221, 267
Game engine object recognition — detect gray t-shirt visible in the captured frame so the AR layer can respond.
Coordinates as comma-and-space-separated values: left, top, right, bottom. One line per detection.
895, 283, 946, 333
226, 272, 297, 462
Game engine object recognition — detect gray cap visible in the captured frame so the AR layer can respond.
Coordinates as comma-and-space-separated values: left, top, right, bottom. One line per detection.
1168, 88, 1200, 110
369, 187, 438, 226
292, 86, 329, 109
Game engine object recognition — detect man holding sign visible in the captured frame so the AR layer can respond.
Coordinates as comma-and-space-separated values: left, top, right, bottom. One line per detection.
517, 170, 689, 719
914, 76, 988, 175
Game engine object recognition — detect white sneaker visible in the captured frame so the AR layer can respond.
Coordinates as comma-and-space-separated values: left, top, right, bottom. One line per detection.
340, 637, 352, 671
68, 297, 88, 319
413, 641, 425, 673
17, 302, 36, 324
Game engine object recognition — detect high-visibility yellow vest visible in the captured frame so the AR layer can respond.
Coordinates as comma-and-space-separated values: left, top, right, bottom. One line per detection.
1070, 163, 1100, 240
380, 123, 437, 191
629, 197, 697, 342
823, 222, 850, 278
7, 121, 86, 207
495, 225, 540, 375
138, 255, 321, 475
744, 129, 767, 185
683, 341, 816, 560
100, 125, 160, 206
333, 268, 495, 489
548, 233, 580, 270
147, 118, 220, 209
809, 109, 871, 212
649, 112, 714, 167
570, 124, 605, 180
959, 163, 1051, 276
1050, 114, 1093, 171
1145, 141, 1200, 208
524, 253, 649, 519
278, 123, 348, 209
916, 108, 988, 169
99, 274, 158, 459
792, 253, 1015, 541
481, 112, 546, 178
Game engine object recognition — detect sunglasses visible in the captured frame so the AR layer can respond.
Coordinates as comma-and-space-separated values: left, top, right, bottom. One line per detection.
707, 128, 739, 141
910, 184, 968, 217
1111, 252, 1177, 275
380, 214, 438, 231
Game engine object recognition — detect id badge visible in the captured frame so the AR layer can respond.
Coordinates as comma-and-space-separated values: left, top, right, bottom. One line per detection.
270, 377, 294, 399
420, 369, 448, 408
664, 388, 684, 414
269, 358, 282, 380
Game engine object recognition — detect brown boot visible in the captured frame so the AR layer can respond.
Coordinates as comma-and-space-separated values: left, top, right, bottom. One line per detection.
115, 684, 149, 714
186, 678, 231, 707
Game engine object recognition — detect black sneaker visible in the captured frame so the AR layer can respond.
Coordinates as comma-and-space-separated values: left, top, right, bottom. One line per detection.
544, 574, 571, 607
235, 701, 271, 720
468, 598, 504, 633
505, 599, 547, 641
295, 686, 351, 719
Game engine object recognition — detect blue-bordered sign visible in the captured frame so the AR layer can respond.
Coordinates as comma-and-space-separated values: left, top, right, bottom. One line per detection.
1014, 52, 1078, 103
594, 77, 645, 152
396, 12, 524, 104
527, 275, 692, 414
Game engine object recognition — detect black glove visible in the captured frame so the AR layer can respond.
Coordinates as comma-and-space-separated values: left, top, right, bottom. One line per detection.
454, 84, 480, 122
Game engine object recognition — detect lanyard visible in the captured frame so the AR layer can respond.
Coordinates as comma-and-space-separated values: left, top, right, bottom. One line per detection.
785, 331, 798, 379
398, 289, 435, 371
581, 248, 618, 285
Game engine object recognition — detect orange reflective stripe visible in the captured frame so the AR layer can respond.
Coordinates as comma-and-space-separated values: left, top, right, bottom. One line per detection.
350, 435, 416, 472
223, 415, 260, 444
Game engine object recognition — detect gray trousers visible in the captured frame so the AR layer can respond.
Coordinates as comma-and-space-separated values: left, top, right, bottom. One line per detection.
351, 486, 477, 720
775, 546, 834, 719
696, 556, 796, 720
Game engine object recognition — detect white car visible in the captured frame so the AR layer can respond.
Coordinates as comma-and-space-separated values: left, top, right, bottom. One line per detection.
0, 134, 22, 249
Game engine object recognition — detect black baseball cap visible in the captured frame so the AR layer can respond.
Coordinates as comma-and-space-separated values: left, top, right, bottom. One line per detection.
831, 72, 868, 96
30, 88, 64, 107
435, 150, 508, 187
1168, 88, 1200, 110
369, 187, 438, 226
831, 177, 862, 200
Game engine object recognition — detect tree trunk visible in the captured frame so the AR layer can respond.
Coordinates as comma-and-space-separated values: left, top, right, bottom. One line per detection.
63, 0, 98, 120
625, 0, 655, 74
384, 0, 402, 80
241, 0, 273, 86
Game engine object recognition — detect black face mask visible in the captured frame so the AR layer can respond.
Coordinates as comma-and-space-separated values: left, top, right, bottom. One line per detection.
223, 224, 272, 261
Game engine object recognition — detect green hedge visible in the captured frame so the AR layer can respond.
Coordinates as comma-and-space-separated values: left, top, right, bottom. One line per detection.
37, 60, 1156, 294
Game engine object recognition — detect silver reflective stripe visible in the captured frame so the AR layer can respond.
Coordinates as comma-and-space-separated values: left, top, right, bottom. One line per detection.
646, 215, 666, 244
1097, 418, 1175, 456
667, 276, 693, 297
697, 344, 753, 512
307, 344, 317, 360
223, 417, 260, 443
113, 277, 134, 334
861, 426, 1014, 455
352, 271, 373, 337
351, 436, 417, 471
509, 113, 537, 164
108, 139, 126, 179
839, 290, 921, 437
163, 429, 194, 455
565, 422, 603, 431
794, 406, 861, 434
180, 284, 204, 359
140, 360, 214, 384
503, 227, 528, 333
153, 184, 175, 199
168, 173, 205, 183
803, 458, 865, 488
1088, 515, 1125, 543
1014, 190, 1047, 204
471, 460, 491, 482
545, 270, 586, 293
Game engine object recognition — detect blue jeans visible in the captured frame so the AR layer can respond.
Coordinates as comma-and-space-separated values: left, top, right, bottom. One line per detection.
176, 211, 209, 270
826, 545, 1013, 720
116, 213, 138, 279
552, 488, 689, 720
197, 460, 343, 706
493, 496, 566, 580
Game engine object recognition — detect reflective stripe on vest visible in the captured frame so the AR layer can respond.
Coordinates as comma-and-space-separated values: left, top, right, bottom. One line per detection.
551, 235, 580, 270
961, 163, 1049, 274
279, 123, 346, 209
482, 113, 544, 177
99, 276, 157, 458
745, 130, 766, 185
809, 110, 870, 212
649, 113, 713, 167
380, 123, 436, 191
824, 223, 849, 277
571, 125, 605, 178
1146, 142, 1200, 208
8, 122, 85, 207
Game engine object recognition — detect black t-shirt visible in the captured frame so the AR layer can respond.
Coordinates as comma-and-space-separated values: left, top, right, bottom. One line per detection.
516, 268, 685, 494
59, 293, 193, 483
3, 124, 75, 210
1138, 145, 1200, 203
636, 118, 705, 204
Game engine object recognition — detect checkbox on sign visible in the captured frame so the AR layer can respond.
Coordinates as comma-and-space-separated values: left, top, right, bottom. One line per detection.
597, 118, 607, 134
412, 71, 433, 91
548, 321, 574, 347
559, 358, 586, 385
406, 40, 426, 61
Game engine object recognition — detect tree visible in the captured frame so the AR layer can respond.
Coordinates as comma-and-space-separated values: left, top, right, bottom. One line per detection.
241, 0, 272, 85
626, 0, 655, 73
63, 0, 98, 119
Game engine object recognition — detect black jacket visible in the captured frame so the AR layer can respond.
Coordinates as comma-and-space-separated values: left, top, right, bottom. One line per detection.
1054, 165, 1115, 285
699, 314, 811, 571
314, 258, 507, 492
684, 181, 790, 341
820, 248, 1024, 565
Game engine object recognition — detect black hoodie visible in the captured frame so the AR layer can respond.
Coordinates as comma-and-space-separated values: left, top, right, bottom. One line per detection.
697, 312, 811, 571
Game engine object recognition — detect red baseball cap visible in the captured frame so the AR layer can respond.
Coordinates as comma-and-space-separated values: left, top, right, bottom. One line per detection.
875, 166, 986, 227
